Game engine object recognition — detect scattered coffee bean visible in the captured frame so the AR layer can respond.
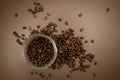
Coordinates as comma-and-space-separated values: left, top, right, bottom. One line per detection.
14, 13, 18, 18
13, 31, 17, 35
94, 61, 98, 65
66, 74, 70, 78
84, 40, 88, 43
80, 27, 84, 32
64, 21, 69, 25
91, 39, 94, 43
22, 34, 25, 37
93, 72, 96, 77
23, 26, 27, 30
30, 71, 34, 75
47, 13, 51, 16
48, 73, 52, 77
37, 25, 41, 29
106, 8, 110, 12
78, 13, 82, 17
58, 18, 62, 21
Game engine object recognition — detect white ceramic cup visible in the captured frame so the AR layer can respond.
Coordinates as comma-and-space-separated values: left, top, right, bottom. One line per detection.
21, 34, 57, 70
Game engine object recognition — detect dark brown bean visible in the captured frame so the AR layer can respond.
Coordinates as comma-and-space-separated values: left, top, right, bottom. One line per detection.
78, 13, 82, 17
106, 8, 110, 12
64, 21, 69, 25
22, 26, 27, 30
30, 71, 34, 75
91, 39, 94, 43
14, 13, 18, 18
93, 72, 96, 77
94, 61, 98, 65
47, 13, 51, 16
80, 27, 84, 32
58, 18, 62, 21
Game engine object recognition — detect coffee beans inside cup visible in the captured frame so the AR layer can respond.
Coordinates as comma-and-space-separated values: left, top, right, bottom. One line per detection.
26, 37, 54, 67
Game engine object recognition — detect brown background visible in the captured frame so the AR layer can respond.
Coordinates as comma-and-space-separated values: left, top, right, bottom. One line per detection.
0, 0, 120, 80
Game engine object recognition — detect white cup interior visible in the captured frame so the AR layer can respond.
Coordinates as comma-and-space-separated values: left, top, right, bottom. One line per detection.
21, 34, 57, 70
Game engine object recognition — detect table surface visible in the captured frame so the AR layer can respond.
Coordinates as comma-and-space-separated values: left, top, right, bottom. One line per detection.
0, 0, 120, 80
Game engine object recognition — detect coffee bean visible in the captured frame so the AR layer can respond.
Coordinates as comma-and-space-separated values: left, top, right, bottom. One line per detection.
80, 27, 84, 32
12, 31, 17, 35
48, 73, 52, 77
37, 25, 41, 29
91, 39, 94, 43
23, 26, 26, 30
106, 8, 110, 12
64, 21, 69, 25
14, 13, 18, 18
66, 74, 70, 78
30, 71, 34, 75
47, 13, 51, 16
84, 40, 88, 43
22, 34, 25, 37
93, 72, 96, 77
78, 13, 82, 17
58, 18, 62, 21
94, 61, 98, 65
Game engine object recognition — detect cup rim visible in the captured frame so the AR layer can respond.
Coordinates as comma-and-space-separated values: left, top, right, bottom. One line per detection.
21, 34, 57, 70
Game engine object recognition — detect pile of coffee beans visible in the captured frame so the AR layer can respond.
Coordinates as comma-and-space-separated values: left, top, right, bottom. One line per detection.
12, 1, 98, 79
26, 37, 54, 67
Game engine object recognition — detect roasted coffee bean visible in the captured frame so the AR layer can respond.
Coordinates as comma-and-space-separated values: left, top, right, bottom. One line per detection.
91, 39, 94, 43
37, 25, 41, 29
12, 31, 17, 35
58, 18, 62, 21
84, 40, 88, 43
41, 75, 45, 79
66, 74, 70, 78
22, 34, 25, 37
64, 21, 69, 25
94, 61, 98, 65
106, 8, 110, 12
93, 72, 96, 77
45, 77, 49, 80
80, 27, 84, 32
47, 13, 51, 16
78, 13, 82, 17
23, 26, 27, 30
14, 13, 18, 18
48, 73, 52, 77
30, 71, 34, 75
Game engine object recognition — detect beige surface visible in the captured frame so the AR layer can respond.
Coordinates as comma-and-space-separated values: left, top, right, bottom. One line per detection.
0, 0, 120, 80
